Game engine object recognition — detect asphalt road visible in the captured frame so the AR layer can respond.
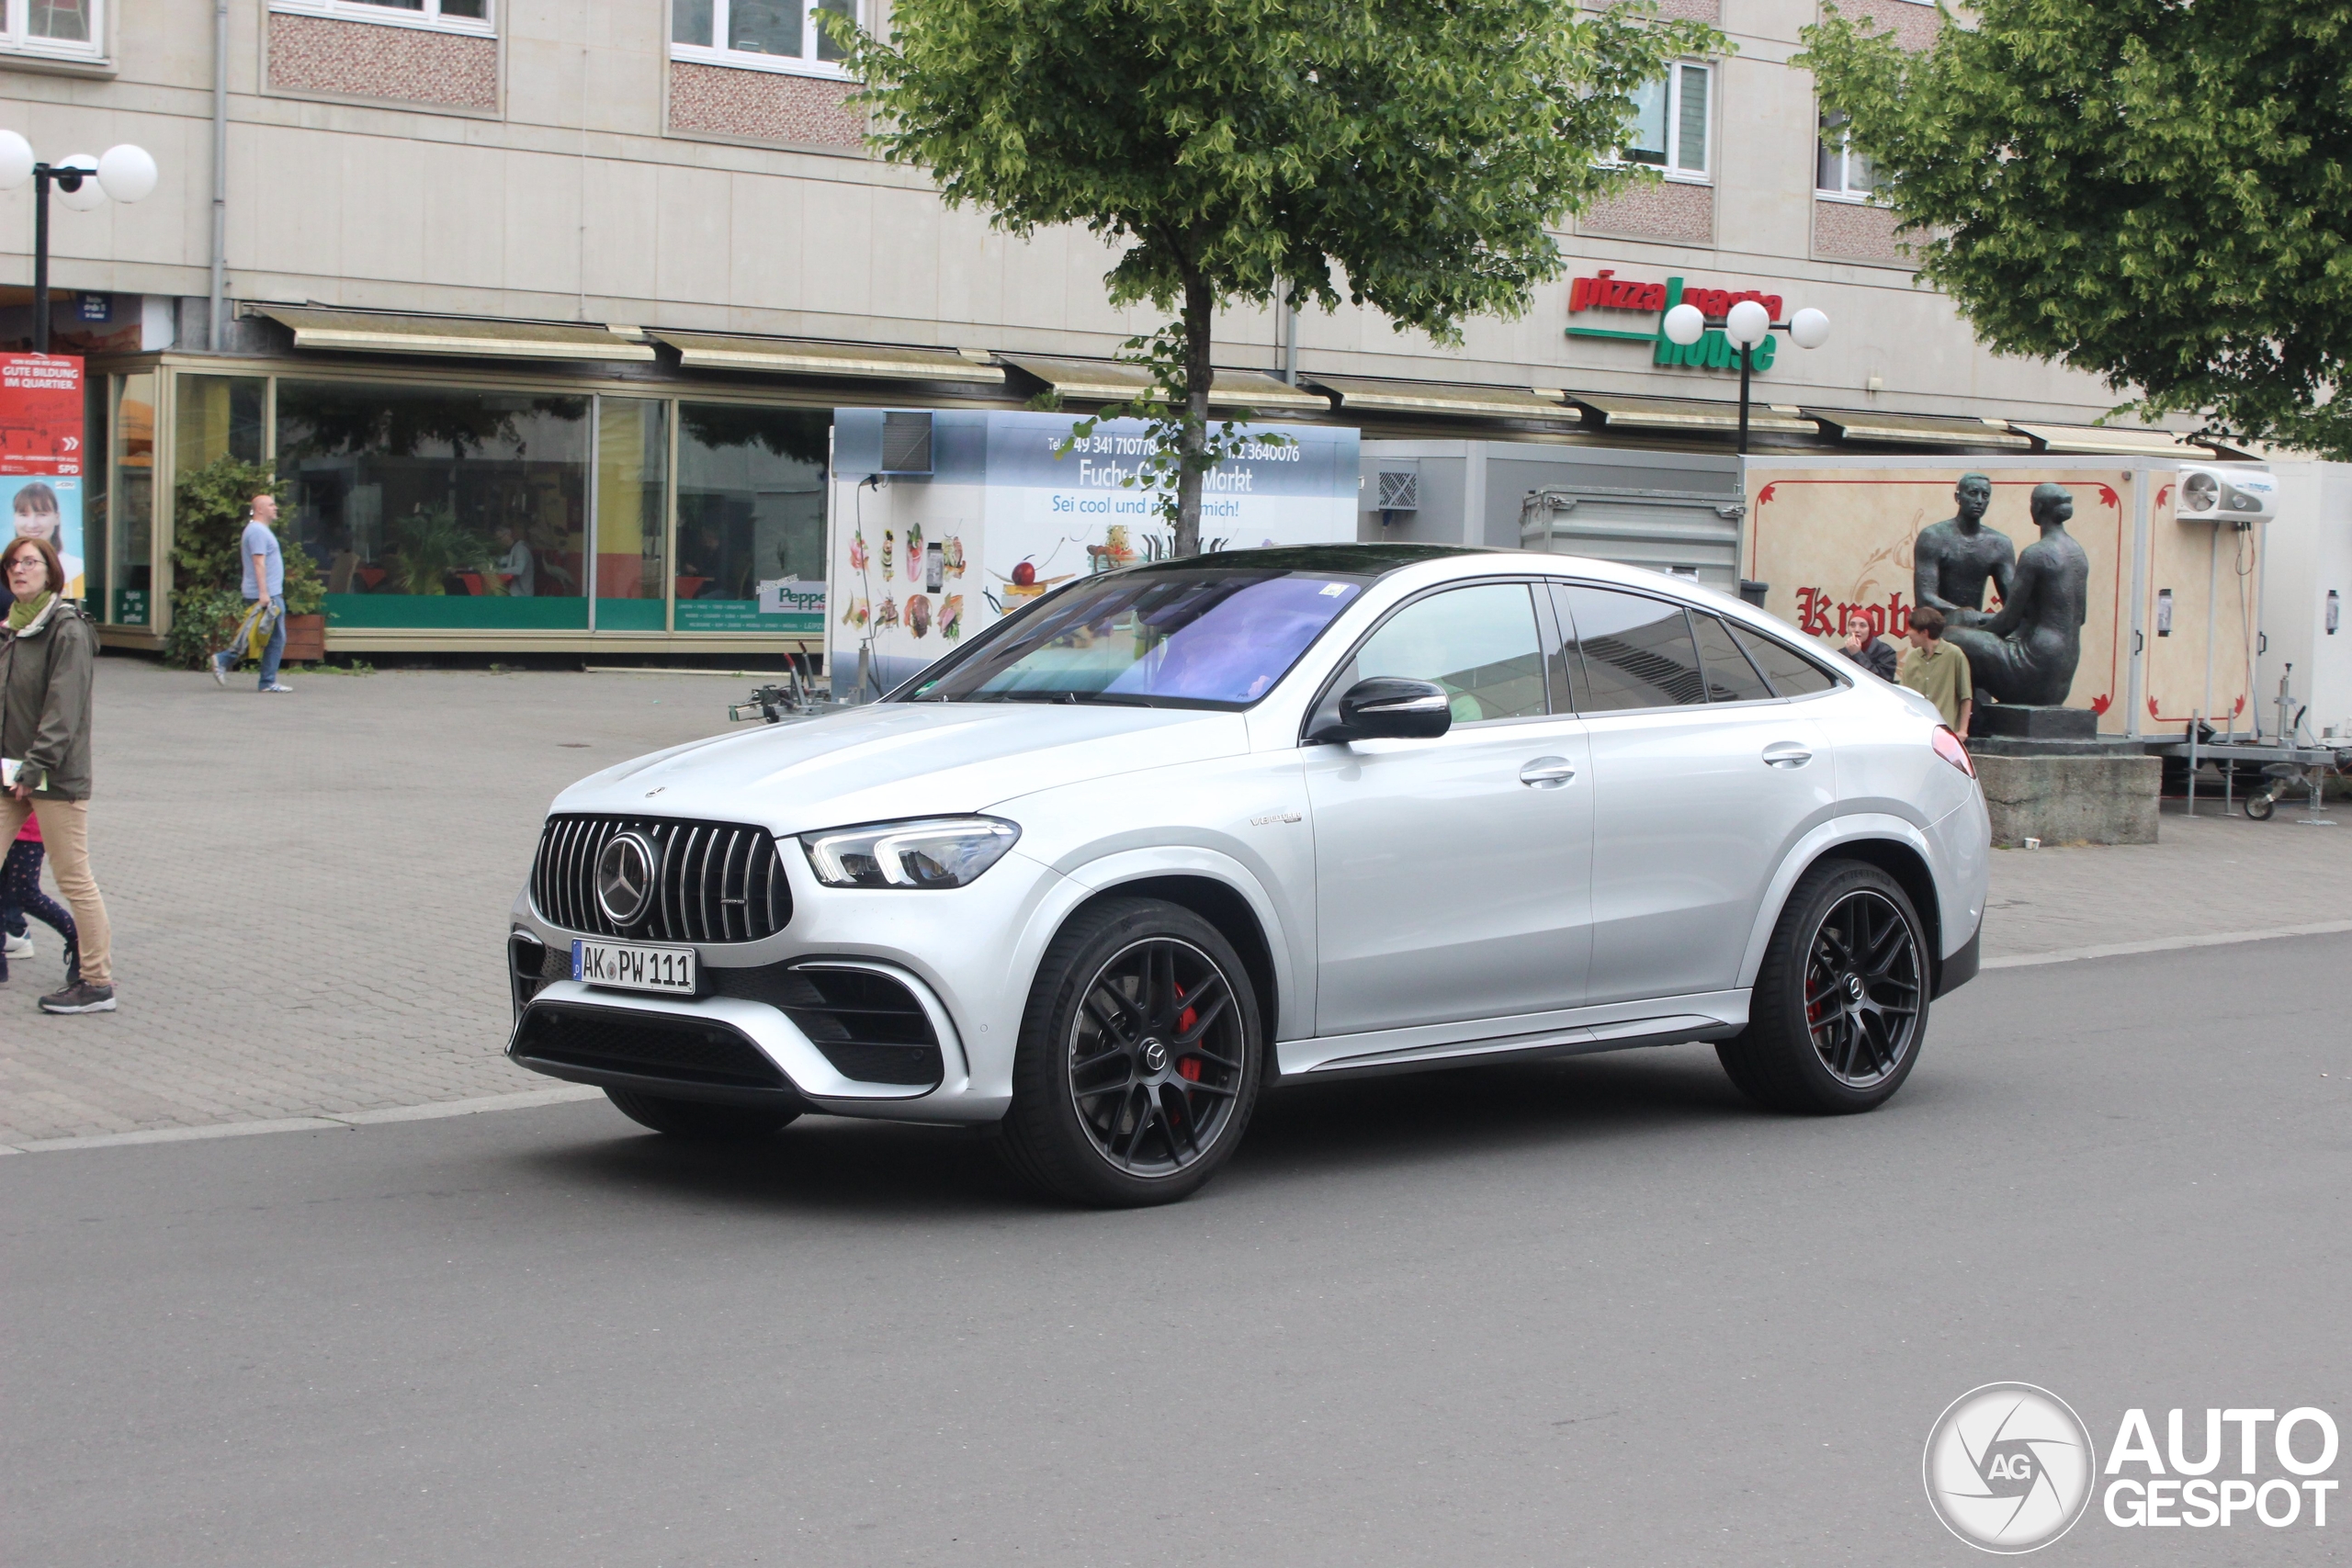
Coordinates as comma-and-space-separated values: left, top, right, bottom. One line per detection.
6, 935, 2347, 1567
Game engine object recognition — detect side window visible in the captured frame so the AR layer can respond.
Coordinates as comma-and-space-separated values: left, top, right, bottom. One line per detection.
1692, 613, 1776, 703
1333, 582, 1549, 726
1729, 623, 1841, 697
1555, 586, 1708, 710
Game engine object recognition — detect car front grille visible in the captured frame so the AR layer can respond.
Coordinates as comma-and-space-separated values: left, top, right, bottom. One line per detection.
709, 964, 944, 1088
531, 814, 793, 943
513, 1004, 790, 1089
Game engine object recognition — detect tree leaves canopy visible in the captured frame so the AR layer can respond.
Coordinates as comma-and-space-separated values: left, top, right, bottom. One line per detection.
1803, 2, 2352, 457
831, 0, 1721, 339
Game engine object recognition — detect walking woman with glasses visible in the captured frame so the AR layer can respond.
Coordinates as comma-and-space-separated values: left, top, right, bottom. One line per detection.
0, 534, 115, 1012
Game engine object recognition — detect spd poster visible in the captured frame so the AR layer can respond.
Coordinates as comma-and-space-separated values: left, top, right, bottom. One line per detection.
0, 355, 87, 601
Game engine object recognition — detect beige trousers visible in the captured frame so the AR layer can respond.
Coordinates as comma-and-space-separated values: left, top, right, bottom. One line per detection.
0, 796, 111, 987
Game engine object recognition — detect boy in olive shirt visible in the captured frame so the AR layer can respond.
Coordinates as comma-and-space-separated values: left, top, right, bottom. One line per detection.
1899, 605, 1973, 733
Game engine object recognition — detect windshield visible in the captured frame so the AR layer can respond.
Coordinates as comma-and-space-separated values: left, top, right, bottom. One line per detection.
901, 569, 1367, 708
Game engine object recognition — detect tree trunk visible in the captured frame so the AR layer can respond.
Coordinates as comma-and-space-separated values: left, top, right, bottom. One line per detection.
1174, 270, 1214, 558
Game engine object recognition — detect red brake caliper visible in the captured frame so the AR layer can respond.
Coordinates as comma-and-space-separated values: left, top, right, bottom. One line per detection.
1174, 983, 1203, 1081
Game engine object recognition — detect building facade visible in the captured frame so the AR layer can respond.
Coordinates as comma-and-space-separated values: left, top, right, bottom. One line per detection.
1, 0, 2214, 658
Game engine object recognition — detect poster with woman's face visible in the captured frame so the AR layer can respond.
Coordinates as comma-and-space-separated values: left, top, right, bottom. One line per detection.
0, 476, 84, 602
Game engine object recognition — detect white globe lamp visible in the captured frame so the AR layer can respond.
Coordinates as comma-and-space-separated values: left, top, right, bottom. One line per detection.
1790, 307, 1832, 351
97, 143, 159, 204
52, 154, 107, 211
1662, 303, 1706, 347
1724, 299, 1771, 347
0, 130, 33, 191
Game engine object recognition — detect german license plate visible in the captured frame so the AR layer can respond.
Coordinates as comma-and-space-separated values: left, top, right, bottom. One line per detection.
571, 939, 696, 996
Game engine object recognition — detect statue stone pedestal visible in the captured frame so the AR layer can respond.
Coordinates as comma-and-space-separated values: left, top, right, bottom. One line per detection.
1964, 723, 2159, 847
1970, 704, 2098, 741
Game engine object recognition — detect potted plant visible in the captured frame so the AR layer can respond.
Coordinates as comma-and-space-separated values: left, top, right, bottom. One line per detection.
166, 456, 331, 668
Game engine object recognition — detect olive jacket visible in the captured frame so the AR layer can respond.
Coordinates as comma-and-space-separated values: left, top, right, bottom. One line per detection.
0, 593, 96, 801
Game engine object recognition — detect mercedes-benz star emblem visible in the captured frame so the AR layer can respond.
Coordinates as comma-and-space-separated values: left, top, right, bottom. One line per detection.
594, 832, 659, 927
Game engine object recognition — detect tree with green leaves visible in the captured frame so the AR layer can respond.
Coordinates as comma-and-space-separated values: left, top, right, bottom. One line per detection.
826, 0, 1722, 553
1803, 2, 2352, 457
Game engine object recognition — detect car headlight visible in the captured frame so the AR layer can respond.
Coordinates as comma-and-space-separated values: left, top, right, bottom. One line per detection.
799, 816, 1022, 889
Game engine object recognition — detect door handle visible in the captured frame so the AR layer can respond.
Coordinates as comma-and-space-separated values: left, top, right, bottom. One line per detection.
1761, 741, 1814, 769
1519, 756, 1577, 787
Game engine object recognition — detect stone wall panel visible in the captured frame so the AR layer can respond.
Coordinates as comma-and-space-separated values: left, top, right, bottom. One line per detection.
1577, 180, 1714, 247
1813, 199, 1916, 267
668, 62, 863, 149
1832, 0, 1941, 51
266, 13, 498, 110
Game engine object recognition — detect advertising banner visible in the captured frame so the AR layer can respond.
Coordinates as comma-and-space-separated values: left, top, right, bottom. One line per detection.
0, 354, 86, 602
829, 410, 1361, 694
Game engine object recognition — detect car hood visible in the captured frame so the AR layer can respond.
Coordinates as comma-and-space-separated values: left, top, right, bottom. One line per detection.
550, 702, 1250, 833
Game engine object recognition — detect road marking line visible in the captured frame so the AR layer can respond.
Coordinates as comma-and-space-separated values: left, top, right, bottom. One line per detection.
0, 1087, 603, 1156
1983, 919, 2352, 972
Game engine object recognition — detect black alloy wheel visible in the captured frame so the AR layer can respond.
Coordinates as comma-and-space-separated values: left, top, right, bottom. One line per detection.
1717, 860, 1929, 1114
1801, 888, 1924, 1089
998, 897, 1263, 1206
1067, 936, 1250, 1177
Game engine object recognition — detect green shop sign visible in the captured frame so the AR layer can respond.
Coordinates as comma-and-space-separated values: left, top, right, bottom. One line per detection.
1566, 271, 1781, 372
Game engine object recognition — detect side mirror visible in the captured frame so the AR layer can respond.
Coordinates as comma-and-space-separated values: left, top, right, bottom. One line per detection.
1316, 677, 1453, 742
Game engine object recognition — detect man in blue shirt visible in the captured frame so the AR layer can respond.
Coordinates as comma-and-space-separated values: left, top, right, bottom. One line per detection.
211, 492, 293, 694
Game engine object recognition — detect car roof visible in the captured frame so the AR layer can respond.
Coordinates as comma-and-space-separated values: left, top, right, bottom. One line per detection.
1125, 542, 1500, 577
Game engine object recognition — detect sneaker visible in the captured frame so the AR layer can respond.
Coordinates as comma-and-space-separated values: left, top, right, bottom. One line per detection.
261, 682, 295, 694
39, 979, 115, 1014
210, 655, 230, 688
2, 931, 29, 959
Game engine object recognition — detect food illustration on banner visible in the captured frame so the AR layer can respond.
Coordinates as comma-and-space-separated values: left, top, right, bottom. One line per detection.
941, 593, 963, 641
906, 593, 933, 638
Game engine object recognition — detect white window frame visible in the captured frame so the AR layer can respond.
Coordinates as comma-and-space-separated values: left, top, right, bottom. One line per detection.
670, 0, 858, 80
1815, 107, 1878, 203
1614, 61, 1713, 186
0, 0, 107, 62
268, 0, 496, 38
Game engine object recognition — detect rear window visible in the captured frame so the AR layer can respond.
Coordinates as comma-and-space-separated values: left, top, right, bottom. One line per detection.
1555, 586, 1709, 710
1692, 614, 1776, 703
1728, 623, 1840, 697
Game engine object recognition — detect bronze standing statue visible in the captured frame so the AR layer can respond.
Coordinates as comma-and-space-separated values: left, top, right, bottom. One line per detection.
1912, 473, 2016, 629
1942, 483, 2090, 707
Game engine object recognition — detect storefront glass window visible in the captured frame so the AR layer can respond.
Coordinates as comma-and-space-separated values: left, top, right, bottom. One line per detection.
80, 367, 107, 616
277, 382, 589, 631
675, 404, 828, 634
175, 374, 266, 476
108, 372, 155, 627
594, 398, 669, 633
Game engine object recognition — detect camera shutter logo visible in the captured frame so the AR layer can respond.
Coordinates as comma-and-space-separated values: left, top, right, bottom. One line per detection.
594, 832, 659, 927
1924, 1383, 2098, 1553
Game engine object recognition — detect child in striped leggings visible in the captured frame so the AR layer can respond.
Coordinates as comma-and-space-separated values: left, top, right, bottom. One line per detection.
0, 813, 76, 987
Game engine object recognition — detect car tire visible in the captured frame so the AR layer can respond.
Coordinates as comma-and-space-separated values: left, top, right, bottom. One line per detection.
996, 897, 1264, 1208
1717, 860, 1929, 1115
605, 1087, 800, 1140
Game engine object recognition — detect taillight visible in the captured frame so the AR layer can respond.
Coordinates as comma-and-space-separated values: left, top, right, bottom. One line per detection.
1933, 726, 1976, 778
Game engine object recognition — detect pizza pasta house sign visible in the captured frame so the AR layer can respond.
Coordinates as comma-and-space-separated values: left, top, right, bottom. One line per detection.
1567, 270, 1791, 371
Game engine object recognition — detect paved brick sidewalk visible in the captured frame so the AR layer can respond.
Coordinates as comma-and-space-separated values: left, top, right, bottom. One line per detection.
2, 659, 2346, 1145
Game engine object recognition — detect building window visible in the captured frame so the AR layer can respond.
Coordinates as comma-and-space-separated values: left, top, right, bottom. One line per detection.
2, 0, 105, 61
277, 382, 591, 632
1623, 62, 1712, 181
1817, 108, 1878, 200
675, 405, 829, 633
672, 0, 856, 75
269, 0, 492, 35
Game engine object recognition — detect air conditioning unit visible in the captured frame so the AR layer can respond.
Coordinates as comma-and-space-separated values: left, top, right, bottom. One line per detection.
2177, 463, 2275, 527
1376, 468, 1420, 513
880, 411, 934, 475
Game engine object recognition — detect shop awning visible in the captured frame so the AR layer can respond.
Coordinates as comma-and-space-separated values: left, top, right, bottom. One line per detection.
649, 332, 1004, 384
1569, 392, 1818, 437
1805, 409, 2033, 450
997, 354, 1331, 413
2010, 423, 2208, 457
1304, 376, 1577, 422
256, 306, 656, 363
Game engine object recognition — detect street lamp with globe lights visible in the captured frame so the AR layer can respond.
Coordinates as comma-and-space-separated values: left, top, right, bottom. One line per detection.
1663, 297, 1831, 455
0, 131, 161, 354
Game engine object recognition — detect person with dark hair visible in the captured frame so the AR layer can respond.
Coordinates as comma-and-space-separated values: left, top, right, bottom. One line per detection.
1897, 604, 1973, 734
0, 532, 114, 1012
1837, 628, 1900, 681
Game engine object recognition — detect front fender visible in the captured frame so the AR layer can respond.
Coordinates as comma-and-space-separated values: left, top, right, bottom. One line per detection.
1023, 845, 1309, 1045
1735, 813, 1944, 988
